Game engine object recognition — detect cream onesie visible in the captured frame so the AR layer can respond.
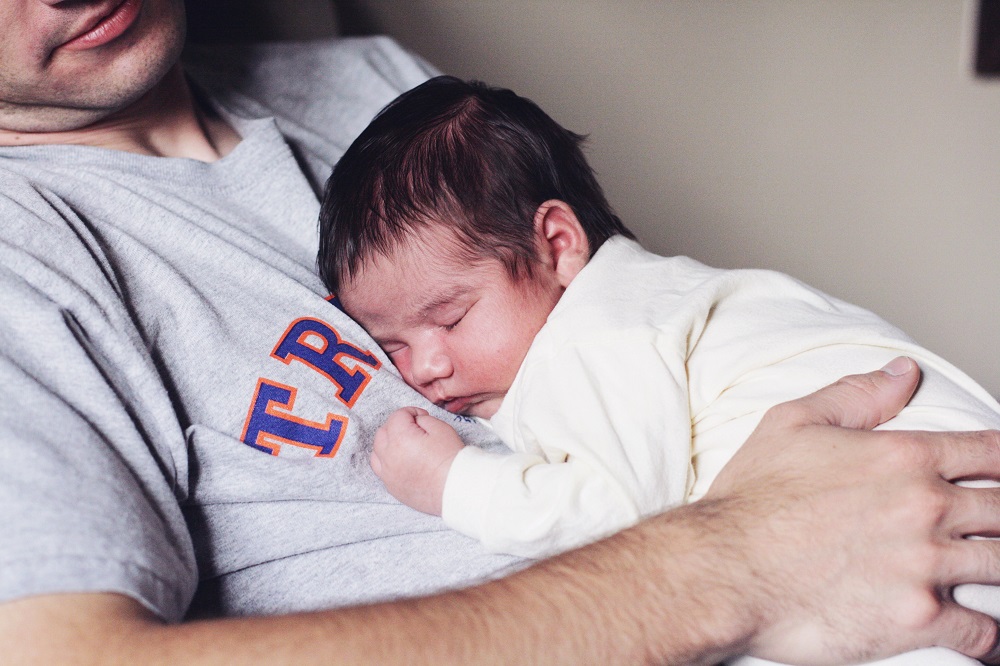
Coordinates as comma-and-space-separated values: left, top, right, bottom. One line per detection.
440, 235, 1000, 666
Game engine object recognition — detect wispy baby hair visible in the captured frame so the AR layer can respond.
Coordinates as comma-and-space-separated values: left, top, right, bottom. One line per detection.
317, 75, 633, 293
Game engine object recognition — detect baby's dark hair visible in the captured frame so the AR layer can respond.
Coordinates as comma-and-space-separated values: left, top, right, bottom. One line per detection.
318, 75, 634, 293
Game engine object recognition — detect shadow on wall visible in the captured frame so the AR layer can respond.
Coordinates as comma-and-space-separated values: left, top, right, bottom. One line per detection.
183, 0, 342, 43
978, 0, 1000, 75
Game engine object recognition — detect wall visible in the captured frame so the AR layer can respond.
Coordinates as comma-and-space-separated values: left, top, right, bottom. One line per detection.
341, 0, 1000, 397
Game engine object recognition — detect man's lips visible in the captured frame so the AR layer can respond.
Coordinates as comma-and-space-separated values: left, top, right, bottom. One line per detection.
60, 0, 141, 52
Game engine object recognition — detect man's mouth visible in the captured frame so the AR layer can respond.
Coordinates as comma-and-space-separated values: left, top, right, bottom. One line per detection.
61, 0, 142, 51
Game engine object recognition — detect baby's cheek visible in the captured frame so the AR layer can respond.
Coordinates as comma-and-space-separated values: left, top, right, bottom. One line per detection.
391, 354, 416, 386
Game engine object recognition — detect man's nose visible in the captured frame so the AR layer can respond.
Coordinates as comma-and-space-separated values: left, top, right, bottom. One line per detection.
409, 342, 453, 388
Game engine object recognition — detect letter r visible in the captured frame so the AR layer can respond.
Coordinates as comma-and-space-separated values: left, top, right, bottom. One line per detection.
271, 318, 381, 407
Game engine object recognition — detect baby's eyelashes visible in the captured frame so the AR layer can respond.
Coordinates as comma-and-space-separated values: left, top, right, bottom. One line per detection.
378, 341, 408, 363
437, 304, 473, 332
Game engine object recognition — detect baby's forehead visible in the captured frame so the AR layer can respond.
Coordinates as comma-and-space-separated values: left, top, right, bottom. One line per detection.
357, 221, 481, 279
339, 235, 485, 323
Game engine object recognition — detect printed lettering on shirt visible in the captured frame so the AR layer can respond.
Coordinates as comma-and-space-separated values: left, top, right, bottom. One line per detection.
271, 317, 382, 408
241, 379, 348, 457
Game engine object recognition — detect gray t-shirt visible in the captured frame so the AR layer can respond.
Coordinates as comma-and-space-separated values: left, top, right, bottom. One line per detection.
0, 37, 522, 623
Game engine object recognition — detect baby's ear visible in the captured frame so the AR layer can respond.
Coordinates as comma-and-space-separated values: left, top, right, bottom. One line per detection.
533, 200, 589, 288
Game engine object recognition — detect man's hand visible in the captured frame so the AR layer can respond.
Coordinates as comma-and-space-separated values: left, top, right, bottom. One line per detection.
370, 407, 464, 515
706, 357, 1000, 664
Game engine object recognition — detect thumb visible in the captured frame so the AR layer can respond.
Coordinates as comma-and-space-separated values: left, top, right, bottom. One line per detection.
787, 356, 921, 430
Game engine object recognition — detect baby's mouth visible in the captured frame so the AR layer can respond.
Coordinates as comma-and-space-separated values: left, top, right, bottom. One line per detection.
439, 396, 472, 414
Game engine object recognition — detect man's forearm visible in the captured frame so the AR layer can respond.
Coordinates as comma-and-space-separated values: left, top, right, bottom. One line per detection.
0, 499, 754, 666
286, 500, 749, 665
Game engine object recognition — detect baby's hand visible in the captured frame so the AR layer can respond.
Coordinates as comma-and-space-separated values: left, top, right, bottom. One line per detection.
370, 407, 464, 515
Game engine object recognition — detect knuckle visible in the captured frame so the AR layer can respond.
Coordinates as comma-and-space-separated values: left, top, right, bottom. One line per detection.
976, 429, 1000, 460
916, 483, 949, 517
879, 432, 931, 472
906, 542, 947, 579
829, 372, 882, 409
760, 399, 802, 426
894, 589, 944, 632
893, 485, 950, 531
838, 371, 882, 393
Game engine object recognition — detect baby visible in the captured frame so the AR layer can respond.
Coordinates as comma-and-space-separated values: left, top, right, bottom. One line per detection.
318, 75, 1000, 666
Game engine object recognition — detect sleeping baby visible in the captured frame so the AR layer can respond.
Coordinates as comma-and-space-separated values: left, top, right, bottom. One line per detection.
319, 75, 1000, 666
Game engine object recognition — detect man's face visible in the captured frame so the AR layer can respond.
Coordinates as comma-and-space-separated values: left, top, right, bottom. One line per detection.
338, 224, 564, 420
0, 0, 186, 132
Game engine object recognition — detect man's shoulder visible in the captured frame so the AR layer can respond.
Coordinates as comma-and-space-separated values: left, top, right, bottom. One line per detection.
184, 36, 434, 119
183, 36, 436, 170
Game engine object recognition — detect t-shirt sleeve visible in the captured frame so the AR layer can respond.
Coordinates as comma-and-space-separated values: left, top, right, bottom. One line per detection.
441, 330, 693, 559
0, 185, 197, 621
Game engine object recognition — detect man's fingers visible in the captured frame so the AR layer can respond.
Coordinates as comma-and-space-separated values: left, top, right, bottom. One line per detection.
941, 538, 1000, 589
928, 430, 1000, 483
945, 486, 1000, 539
924, 602, 1000, 663
774, 356, 921, 429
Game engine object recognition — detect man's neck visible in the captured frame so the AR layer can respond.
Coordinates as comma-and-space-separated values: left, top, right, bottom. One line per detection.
0, 65, 241, 162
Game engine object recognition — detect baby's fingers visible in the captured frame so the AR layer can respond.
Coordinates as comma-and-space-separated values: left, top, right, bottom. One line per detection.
398, 406, 430, 418
369, 447, 383, 477
384, 406, 432, 436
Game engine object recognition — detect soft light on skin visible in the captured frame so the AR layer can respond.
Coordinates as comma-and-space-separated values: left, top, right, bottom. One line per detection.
338, 200, 590, 419
0, 0, 187, 135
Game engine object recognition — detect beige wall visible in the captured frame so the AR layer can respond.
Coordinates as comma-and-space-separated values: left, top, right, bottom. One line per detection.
342, 0, 1000, 397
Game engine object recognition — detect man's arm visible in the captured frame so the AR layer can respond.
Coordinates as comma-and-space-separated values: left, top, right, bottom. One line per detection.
4, 359, 1000, 665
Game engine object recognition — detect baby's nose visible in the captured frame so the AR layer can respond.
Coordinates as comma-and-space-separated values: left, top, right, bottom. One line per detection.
410, 344, 453, 387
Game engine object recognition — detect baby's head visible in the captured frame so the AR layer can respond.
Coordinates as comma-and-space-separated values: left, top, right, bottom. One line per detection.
319, 76, 633, 418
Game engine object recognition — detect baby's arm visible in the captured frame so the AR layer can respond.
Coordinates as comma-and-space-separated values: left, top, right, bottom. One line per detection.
440, 335, 695, 558
370, 407, 464, 516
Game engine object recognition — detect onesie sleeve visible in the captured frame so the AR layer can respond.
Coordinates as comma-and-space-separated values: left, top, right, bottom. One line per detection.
441, 329, 693, 559
0, 186, 197, 621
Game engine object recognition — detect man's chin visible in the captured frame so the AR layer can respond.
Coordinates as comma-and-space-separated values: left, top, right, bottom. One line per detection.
0, 6, 184, 136
0, 103, 120, 135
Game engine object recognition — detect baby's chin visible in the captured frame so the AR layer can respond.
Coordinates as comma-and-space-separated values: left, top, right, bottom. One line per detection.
458, 395, 505, 420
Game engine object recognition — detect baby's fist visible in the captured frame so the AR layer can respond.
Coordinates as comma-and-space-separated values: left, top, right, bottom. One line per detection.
371, 407, 464, 515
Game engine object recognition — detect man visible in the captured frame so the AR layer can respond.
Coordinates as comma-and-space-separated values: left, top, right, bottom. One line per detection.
2, 1, 1000, 663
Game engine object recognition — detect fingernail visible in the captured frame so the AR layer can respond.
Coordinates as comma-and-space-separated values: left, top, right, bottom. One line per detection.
882, 356, 914, 376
